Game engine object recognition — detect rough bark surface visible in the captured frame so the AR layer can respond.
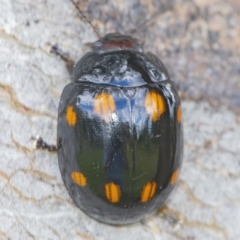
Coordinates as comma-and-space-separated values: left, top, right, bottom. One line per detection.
0, 0, 240, 239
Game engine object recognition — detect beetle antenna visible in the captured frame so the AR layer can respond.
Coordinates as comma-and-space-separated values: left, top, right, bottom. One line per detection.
128, 3, 173, 35
70, 0, 102, 39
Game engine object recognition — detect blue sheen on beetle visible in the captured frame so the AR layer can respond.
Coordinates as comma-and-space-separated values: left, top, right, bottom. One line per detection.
57, 33, 183, 224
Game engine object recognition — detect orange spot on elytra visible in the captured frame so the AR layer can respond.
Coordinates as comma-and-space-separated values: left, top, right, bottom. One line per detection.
141, 181, 157, 203
105, 182, 121, 203
170, 169, 180, 185
145, 91, 166, 122
94, 93, 116, 122
177, 106, 182, 123
66, 106, 77, 126
71, 172, 87, 187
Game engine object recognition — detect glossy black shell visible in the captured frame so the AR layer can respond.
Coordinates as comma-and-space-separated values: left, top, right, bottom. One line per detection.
57, 33, 183, 224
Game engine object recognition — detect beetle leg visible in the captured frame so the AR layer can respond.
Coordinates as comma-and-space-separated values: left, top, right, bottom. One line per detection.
31, 135, 58, 152
50, 44, 75, 76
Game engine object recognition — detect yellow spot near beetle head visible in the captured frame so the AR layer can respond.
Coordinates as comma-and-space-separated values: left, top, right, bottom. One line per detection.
66, 106, 77, 126
177, 106, 182, 123
71, 171, 87, 187
170, 169, 180, 185
94, 93, 116, 122
141, 181, 157, 203
145, 91, 166, 122
105, 182, 121, 203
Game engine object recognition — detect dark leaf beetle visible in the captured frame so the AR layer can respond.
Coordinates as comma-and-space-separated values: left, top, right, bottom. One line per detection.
53, 32, 184, 224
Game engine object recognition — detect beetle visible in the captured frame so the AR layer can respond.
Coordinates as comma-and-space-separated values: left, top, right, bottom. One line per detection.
35, 3, 183, 225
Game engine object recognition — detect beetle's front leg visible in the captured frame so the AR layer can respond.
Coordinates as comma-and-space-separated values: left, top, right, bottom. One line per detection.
50, 44, 75, 76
